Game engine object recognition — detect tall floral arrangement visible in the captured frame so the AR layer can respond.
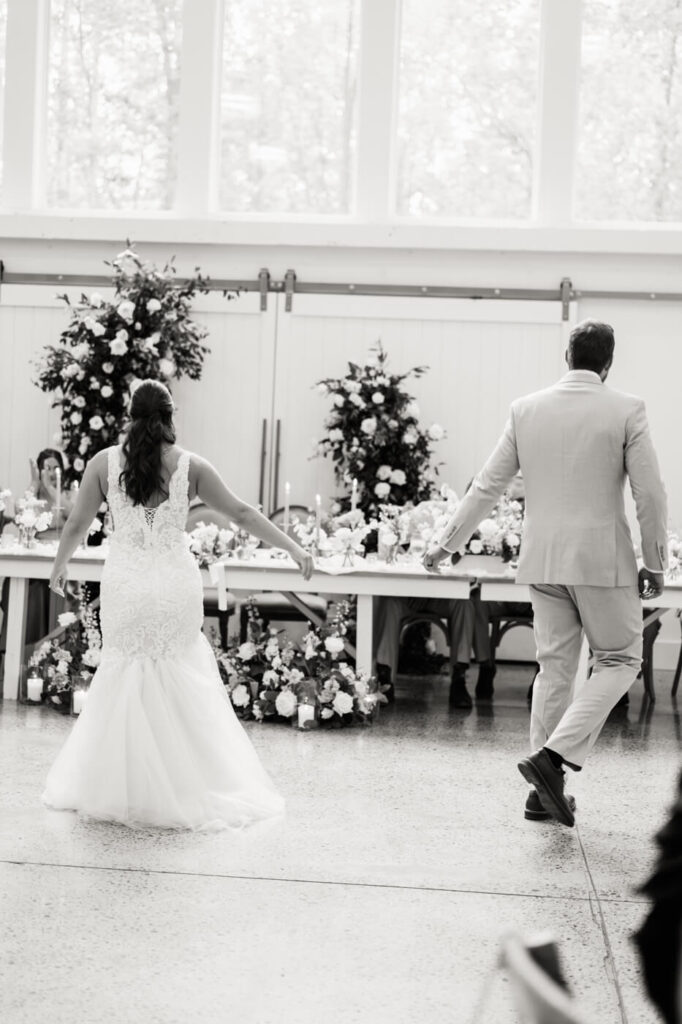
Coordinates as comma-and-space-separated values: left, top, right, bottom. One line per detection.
33, 245, 229, 484
314, 342, 445, 516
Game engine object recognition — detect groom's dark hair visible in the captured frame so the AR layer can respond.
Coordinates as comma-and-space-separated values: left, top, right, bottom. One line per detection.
568, 320, 615, 373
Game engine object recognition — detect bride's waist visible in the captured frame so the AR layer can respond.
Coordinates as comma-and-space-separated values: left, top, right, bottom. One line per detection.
104, 542, 197, 569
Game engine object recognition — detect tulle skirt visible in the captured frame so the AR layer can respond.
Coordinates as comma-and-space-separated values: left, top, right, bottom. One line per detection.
42, 632, 285, 831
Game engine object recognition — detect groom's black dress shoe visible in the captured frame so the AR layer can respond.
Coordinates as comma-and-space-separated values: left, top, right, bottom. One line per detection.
518, 748, 575, 827
525, 788, 577, 821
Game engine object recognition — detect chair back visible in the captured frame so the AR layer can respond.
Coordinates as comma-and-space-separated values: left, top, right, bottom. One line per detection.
185, 502, 234, 532
500, 933, 591, 1023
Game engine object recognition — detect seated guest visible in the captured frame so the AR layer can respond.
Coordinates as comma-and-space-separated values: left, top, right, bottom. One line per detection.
374, 589, 495, 708
374, 472, 531, 708
28, 448, 75, 538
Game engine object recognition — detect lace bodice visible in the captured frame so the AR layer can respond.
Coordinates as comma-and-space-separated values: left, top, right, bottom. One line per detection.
106, 446, 191, 554
100, 446, 203, 660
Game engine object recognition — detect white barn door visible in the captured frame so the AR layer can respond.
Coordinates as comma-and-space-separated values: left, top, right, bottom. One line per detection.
272, 294, 573, 511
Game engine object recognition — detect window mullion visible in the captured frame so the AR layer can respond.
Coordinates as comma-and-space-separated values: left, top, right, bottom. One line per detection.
355, 0, 401, 221
2, 0, 48, 209
534, 0, 583, 225
175, 0, 223, 215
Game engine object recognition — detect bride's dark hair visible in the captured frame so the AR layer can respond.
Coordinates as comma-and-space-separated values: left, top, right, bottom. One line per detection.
120, 380, 176, 506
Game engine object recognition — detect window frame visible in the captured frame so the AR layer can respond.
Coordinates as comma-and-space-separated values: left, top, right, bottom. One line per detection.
1, 0, 682, 255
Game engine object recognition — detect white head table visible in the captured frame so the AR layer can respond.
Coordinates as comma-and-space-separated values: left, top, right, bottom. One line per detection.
1, 540, 680, 700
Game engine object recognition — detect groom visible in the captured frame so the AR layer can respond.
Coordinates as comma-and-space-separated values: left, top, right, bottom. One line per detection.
424, 319, 668, 826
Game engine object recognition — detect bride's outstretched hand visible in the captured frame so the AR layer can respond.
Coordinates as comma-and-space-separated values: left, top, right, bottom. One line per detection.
50, 564, 68, 597
291, 546, 314, 580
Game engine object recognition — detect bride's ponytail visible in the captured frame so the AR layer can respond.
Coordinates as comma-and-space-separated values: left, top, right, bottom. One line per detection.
120, 380, 176, 505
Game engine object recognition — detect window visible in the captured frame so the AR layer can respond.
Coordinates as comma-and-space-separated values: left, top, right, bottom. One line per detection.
396, 0, 540, 219
45, 0, 182, 210
219, 0, 359, 214
575, 0, 682, 222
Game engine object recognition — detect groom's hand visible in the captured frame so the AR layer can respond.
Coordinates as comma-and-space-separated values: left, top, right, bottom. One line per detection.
639, 567, 664, 600
423, 545, 453, 573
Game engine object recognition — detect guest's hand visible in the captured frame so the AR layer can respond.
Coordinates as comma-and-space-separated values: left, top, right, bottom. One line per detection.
639, 567, 664, 601
292, 546, 314, 581
50, 565, 68, 597
423, 545, 451, 573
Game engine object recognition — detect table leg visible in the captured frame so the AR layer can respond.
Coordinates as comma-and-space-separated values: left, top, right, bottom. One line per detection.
356, 594, 374, 678
2, 577, 28, 700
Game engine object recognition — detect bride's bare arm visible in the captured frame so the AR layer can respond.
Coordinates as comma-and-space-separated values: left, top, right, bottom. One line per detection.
193, 456, 313, 579
49, 452, 107, 594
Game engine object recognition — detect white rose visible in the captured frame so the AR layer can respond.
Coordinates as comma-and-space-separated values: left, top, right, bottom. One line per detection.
102, 362, 114, 374
345, 380, 361, 394
73, 396, 86, 408
56, 661, 69, 676
376, 465, 392, 481
349, 393, 365, 408
146, 298, 162, 313
109, 338, 127, 356
89, 292, 104, 307
100, 385, 113, 399
70, 411, 82, 425
360, 417, 377, 436
89, 415, 104, 430
390, 469, 406, 486
332, 690, 354, 715
321, 707, 334, 719
231, 684, 250, 708
316, 383, 329, 395
159, 357, 176, 377
478, 519, 499, 541
469, 539, 483, 554
91, 322, 106, 338
328, 428, 344, 442
275, 690, 297, 717
58, 612, 77, 627
333, 395, 345, 408
117, 300, 136, 323
89, 378, 100, 390
403, 427, 418, 446
72, 342, 90, 359
62, 364, 80, 379
324, 635, 345, 655
79, 437, 91, 454
82, 647, 101, 668
238, 642, 257, 661
372, 392, 385, 404
406, 401, 420, 418
374, 482, 391, 499
428, 423, 445, 441
73, 458, 85, 472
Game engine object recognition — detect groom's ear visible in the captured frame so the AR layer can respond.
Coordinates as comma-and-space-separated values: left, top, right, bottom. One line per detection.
564, 348, 569, 366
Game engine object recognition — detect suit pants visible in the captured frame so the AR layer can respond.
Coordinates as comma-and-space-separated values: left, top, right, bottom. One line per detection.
529, 583, 642, 769
374, 593, 492, 677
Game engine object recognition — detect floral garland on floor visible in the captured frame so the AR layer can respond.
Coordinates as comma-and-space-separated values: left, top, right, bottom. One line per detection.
32, 245, 235, 485
215, 599, 387, 727
313, 341, 446, 517
27, 590, 102, 710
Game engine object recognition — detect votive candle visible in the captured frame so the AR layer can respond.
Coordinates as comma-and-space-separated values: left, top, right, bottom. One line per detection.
71, 689, 87, 715
315, 494, 321, 546
298, 703, 315, 728
26, 676, 42, 702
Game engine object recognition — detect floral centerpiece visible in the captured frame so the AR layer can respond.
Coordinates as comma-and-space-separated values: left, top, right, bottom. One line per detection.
14, 492, 53, 547
314, 341, 446, 516
667, 532, 682, 580
27, 595, 102, 710
215, 599, 386, 727
465, 493, 524, 562
32, 244, 235, 485
188, 521, 235, 567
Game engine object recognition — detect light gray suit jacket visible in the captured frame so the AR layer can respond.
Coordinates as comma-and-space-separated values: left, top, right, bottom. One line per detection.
439, 370, 668, 587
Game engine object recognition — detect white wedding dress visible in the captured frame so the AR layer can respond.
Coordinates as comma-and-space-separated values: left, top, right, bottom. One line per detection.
43, 446, 285, 830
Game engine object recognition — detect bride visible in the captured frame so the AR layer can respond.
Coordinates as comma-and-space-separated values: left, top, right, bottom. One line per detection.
43, 379, 313, 830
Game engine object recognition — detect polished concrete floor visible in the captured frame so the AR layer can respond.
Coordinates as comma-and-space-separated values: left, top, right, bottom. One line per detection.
0, 664, 680, 1024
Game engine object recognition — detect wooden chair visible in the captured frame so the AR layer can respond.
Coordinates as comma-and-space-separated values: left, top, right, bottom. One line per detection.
185, 502, 235, 650
499, 932, 592, 1023
239, 504, 328, 641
